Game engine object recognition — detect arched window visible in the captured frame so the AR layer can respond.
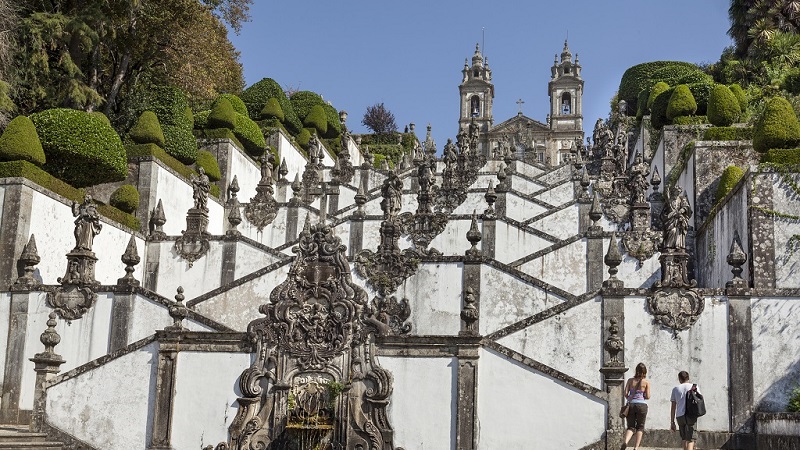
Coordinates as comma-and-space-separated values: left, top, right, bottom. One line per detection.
561, 92, 571, 114
470, 96, 481, 117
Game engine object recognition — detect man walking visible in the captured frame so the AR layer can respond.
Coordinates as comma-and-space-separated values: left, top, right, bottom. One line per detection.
670, 371, 699, 450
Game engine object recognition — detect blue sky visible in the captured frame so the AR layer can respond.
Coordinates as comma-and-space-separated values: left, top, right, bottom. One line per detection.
229, 1, 732, 147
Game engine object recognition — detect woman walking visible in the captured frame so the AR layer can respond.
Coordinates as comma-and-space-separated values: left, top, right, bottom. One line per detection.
622, 363, 651, 449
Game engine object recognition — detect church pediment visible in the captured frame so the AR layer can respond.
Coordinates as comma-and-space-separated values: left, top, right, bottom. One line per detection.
489, 115, 549, 134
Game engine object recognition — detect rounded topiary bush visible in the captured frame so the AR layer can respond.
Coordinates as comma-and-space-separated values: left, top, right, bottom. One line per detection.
213, 94, 247, 116
667, 84, 697, 121
109, 184, 140, 213
233, 113, 267, 156
261, 98, 284, 122
636, 88, 650, 119
304, 104, 328, 136
648, 82, 670, 111
729, 83, 747, 113
761, 148, 800, 165
651, 87, 674, 129
208, 98, 237, 129
195, 150, 221, 182
90, 111, 111, 126
30, 108, 127, 187
322, 103, 341, 139
618, 61, 710, 113
240, 78, 302, 134
753, 96, 800, 153
129, 111, 166, 147
0, 116, 46, 166
162, 124, 197, 164
296, 128, 312, 149
708, 85, 741, 127
290, 91, 325, 122
193, 110, 210, 129
125, 84, 196, 163
715, 165, 745, 204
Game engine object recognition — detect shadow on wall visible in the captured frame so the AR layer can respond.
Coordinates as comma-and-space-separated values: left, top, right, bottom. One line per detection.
753, 299, 800, 412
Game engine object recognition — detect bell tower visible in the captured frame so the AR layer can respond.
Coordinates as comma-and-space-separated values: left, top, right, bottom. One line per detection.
458, 43, 494, 142
548, 40, 583, 132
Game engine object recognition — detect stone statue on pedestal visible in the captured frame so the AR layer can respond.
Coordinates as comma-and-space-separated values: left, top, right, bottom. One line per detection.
71, 194, 102, 252
192, 168, 210, 212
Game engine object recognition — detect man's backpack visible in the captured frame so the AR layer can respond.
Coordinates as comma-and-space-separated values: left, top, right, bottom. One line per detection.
685, 384, 706, 418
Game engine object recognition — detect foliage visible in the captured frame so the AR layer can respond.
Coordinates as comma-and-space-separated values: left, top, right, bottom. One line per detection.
322, 103, 341, 139
240, 78, 302, 134
261, 98, 284, 122
0, 160, 139, 230
650, 86, 674, 129
208, 98, 237, 129
636, 87, 650, 119
790, 386, 800, 412
762, 148, 800, 165
162, 124, 198, 164
232, 112, 266, 156
0, 115, 46, 165
368, 144, 404, 168
667, 85, 698, 121
715, 165, 745, 204
728, 0, 800, 56
753, 96, 800, 152
213, 94, 247, 116
127, 143, 194, 179
296, 128, 312, 149
702, 126, 754, 141
648, 82, 671, 111
198, 128, 243, 149
618, 61, 710, 112
686, 81, 715, 115
109, 185, 140, 213
129, 111, 166, 147
0, 80, 14, 129
290, 91, 324, 122
671, 115, 708, 125
122, 85, 197, 163
195, 150, 221, 181
362, 103, 397, 134
194, 110, 211, 129
304, 104, 328, 136
708, 84, 742, 126
729, 83, 748, 112
30, 108, 126, 187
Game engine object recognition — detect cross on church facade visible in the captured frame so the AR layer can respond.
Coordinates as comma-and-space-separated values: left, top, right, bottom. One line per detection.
516, 98, 525, 114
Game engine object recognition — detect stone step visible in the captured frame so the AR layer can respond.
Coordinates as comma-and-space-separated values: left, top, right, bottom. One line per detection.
0, 425, 63, 449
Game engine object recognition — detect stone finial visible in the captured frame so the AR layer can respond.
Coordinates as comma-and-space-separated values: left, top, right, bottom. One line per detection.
465, 210, 482, 258
278, 158, 289, 182
650, 166, 662, 197
604, 317, 624, 366
726, 230, 748, 290
290, 173, 302, 205
227, 199, 242, 237
484, 181, 497, 218
150, 199, 167, 240
580, 167, 590, 199
353, 184, 367, 219
166, 287, 188, 331
41, 312, 61, 354
589, 191, 602, 226
227, 175, 240, 205
117, 234, 140, 286
496, 163, 508, 192
14, 234, 41, 289
603, 232, 623, 288
460, 286, 479, 335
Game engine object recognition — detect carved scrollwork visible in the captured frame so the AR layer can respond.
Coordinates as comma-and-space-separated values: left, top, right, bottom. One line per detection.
243, 155, 280, 231
622, 228, 661, 263
647, 288, 704, 336
354, 245, 420, 298
365, 296, 412, 336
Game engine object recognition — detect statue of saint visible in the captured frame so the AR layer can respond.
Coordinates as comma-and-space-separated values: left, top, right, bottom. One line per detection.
72, 194, 102, 252
628, 153, 650, 204
444, 139, 458, 163
380, 171, 403, 219
308, 134, 321, 164
661, 186, 693, 250
259, 153, 274, 184
192, 167, 211, 212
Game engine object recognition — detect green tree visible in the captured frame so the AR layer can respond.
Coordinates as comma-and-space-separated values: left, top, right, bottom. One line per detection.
753, 96, 800, 152
708, 84, 741, 126
362, 103, 397, 134
666, 84, 698, 121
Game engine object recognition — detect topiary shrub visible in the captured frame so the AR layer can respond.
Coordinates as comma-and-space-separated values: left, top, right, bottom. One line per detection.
162, 124, 197, 164
296, 128, 312, 149
618, 61, 710, 113
703, 127, 753, 141
651, 87, 674, 129
90, 111, 111, 126
322, 103, 341, 139
208, 98, 237, 129
123, 84, 196, 163
667, 84, 697, 121
30, 108, 127, 187
261, 98, 284, 122
789, 386, 800, 413
728, 83, 747, 113
753, 97, 800, 153
109, 184, 140, 213
213, 94, 247, 116
129, 111, 166, 147
686, 81, 715, 115
708, 85, 741, 127
0, 116, 46, 166
648, 82, 671, 111
193, 110, 210, 129
195, 150, 221, 181
715, 165, 745, 204
761, 148, 800, 165
290, 91, 325, 122
240, 78, 302, 134
671, 115, 708, 125
636, 88, 650, 119
304, 104, 328, 136
233, 113, 266, 156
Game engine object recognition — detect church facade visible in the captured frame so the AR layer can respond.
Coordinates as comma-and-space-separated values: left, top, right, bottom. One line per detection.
458, 41, 585, 165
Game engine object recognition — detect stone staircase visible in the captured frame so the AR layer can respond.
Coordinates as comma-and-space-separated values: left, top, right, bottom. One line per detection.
0, 426, 63, 450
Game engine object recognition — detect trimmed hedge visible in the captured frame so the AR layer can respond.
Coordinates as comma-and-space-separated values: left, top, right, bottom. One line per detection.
296, 128, 312, 149
0, 160, 139, 230
636, 87, 650, 119
193, 110, 210, 129
233, 113, 267, 156
650, 87, 673, 129
240, 78, 302, 134
199, 128, 244, 150
125, 85, 197, 163
90, 111, 111, 126
686, 81, 715, 115
261, 98, 284, 122
162, 123, 197, 164
728, 84, 747, 113
0, 115, 46, 165
667, 85, 697, 120
196, 150, 221, 181
208, 98, 237, 129
761, 148, 800, 165
618, 61, 710, 113
753, 97, 800, 153
290, 91, 325, 122
213, 94, 247, 116
648, 82, 671, 111
671, 115, 708, 125
708, 84, 741, 127
304, 104, 328, 136
703, 126, 753, 141
109, 184, 140, 213
322, 103, 341, 139
30, 108, 127, 187
715, 165, 744, 204
126, 144, 221, 198
129, 111, 166, 147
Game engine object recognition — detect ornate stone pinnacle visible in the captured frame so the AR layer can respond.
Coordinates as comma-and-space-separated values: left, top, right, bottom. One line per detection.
40, 312, 61, 354
166, 286, 188, 331
484, 181, 497, 218
227, 175, 240, 205
589, 191, 602, 226
604, 317, 624, 366
150, 199, 167, 240
278, 158, 289, 182
290, 173, 302, 205
727, 230, 748, 287
227, 199, 242, 236
14, 234, 41, 289
604, 232, 623, 281
354, 184, 367, 219
460, 286, 479, 335
650, 166, 661, 192
466, 210, 482, 258
117, 234, 140, 286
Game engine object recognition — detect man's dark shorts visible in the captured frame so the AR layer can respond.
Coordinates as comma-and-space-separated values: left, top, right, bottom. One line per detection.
625, 403, 648, 431
677, 415, 697, 441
